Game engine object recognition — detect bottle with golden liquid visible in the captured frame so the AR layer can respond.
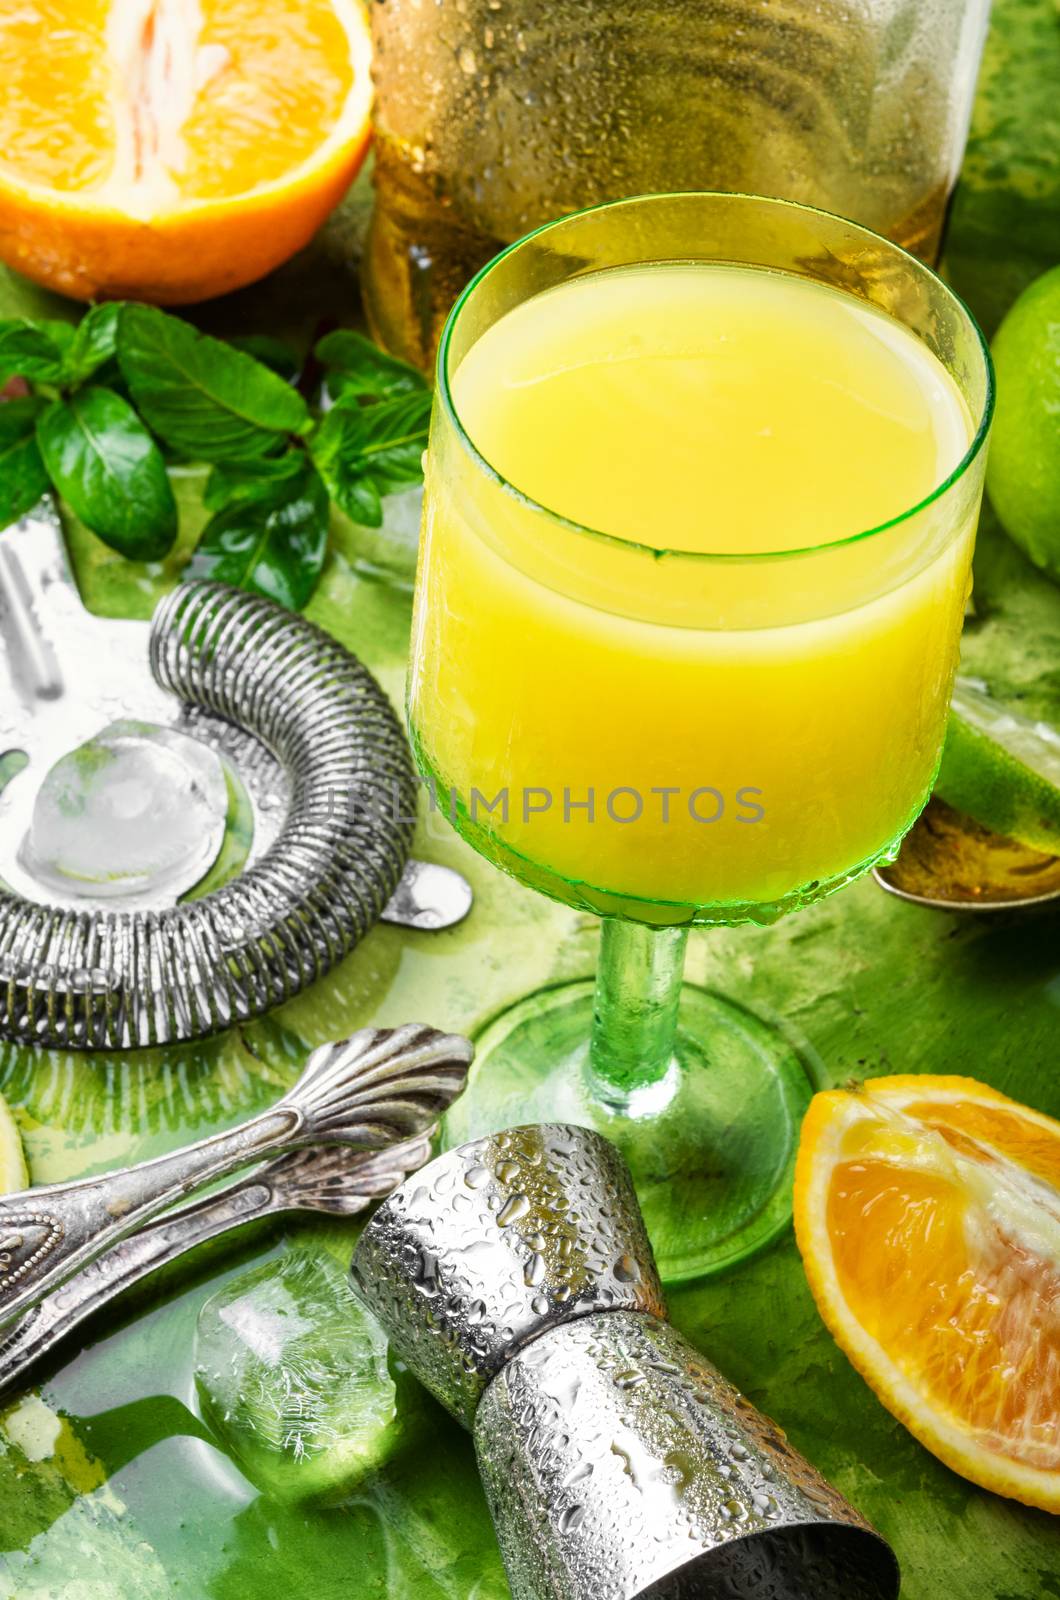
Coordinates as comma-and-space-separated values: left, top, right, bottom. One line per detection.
363, 0, 991, 370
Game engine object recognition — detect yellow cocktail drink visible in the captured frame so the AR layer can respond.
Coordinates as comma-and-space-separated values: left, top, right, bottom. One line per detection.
411, 195, 992, 1282
411, 261, 976, 921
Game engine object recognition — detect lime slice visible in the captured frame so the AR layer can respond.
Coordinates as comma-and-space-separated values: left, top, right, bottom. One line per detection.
935, 679, 1060, 855
0, 1090, 28, 1193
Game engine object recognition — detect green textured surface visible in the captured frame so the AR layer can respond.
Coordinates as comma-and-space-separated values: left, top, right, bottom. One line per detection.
1, 3, 1060, 1594
946, 0, 1060, 339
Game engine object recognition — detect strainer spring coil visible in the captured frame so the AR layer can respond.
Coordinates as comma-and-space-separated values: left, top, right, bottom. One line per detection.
0, 582, 418, 1050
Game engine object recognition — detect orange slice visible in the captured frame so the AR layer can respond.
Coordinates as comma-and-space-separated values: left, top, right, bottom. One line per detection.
794, 1074, 1060, 1511
0, 0, 373, 303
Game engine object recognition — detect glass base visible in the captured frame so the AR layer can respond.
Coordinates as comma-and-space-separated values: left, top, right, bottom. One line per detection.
441, 979, 815, 1283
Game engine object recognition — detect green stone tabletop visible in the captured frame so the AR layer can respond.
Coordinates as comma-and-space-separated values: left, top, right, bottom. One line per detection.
1, 1, 1058, 1594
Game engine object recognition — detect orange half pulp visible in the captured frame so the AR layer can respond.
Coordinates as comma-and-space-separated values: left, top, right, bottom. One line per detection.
795, 1074, 1060, 1511
0, 0, 373, 302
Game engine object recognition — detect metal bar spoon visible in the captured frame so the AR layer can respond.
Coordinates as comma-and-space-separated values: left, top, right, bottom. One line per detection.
0, 1023, 472, 1335
874, 797, 1060, 912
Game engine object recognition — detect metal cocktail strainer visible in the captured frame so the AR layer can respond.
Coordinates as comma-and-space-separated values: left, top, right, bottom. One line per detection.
0, 502, 469, 1050
352, 1124, 901, 1600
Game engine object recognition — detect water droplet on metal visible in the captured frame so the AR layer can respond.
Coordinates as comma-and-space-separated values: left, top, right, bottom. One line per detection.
497, 1193, 530, 1227
524, 1251, 546, 1287
558, 1503, 585, 1535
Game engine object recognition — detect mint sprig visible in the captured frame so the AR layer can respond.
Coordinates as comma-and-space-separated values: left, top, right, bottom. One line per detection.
315, 329, 427, 403
118, 304, 312, 461
36, 386, 177, 561
0, 303, 431, 609
309, 389, 433, 528
189, 458, 330, 611
0, 397, 49, 528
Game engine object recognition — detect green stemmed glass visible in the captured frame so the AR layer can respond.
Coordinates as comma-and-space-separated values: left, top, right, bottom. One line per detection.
407, 193, 993, 1281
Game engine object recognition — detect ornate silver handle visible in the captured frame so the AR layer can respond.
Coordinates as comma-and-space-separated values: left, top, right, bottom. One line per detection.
0, 1136, 433, 1392
0, 1024, 471, 1332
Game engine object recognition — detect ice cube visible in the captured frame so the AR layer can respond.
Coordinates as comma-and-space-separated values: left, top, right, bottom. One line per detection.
194, 1250, 403, 1505
20, 719, 227, 905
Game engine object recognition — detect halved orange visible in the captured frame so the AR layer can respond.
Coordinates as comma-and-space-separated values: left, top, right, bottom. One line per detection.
0, 0, 373, 304
794, 1074, 1060, 1511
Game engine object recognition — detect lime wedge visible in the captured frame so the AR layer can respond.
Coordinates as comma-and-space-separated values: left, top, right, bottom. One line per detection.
935, 679, 1060, 855
0, 1090, 29, 1193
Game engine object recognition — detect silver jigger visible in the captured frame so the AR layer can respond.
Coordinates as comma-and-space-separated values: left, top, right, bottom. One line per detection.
351, 1124, 900, 1600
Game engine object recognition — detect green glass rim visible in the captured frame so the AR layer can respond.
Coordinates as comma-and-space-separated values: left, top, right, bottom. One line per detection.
436, 190, 996, 565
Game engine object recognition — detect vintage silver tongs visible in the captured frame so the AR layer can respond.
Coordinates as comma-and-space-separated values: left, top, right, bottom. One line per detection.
0, 1135, 433, 1393
0, 1023, 472, 1341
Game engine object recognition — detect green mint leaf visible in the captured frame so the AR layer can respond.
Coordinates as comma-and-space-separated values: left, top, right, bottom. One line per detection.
118, 304, 310, 463
35, 386, 177, 561
334, 473, 384, 527
0, 319, 75, 385
228, 335, 301, 383
0, 397, 49, 527
188, 460, 329, 610
309, 390, 431, 527
64, 303, 122, 387
315, 330, 427, 402
203, 452, 307, 512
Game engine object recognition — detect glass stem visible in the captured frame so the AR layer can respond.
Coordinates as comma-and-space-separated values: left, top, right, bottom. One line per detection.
587, 918, 688, 1110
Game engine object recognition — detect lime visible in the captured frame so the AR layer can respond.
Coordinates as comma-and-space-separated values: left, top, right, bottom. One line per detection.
0, 1090, 29, 1193
986, 264, 1060, 582
935, 679, 1060, 855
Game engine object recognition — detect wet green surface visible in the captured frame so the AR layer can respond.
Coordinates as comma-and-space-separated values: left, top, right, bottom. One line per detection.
1, 2, 1059, 1594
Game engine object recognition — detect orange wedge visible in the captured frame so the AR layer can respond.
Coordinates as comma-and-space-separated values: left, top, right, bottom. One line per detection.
0, 0, 373, 304
794, 1074, 1060, 1511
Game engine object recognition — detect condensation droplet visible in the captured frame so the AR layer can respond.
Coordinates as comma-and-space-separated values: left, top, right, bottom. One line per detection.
613, 1254, 639, 1284
558, 1503, 585, 1535
497, 1193, 530, 1227
524, 1251, 546, 1287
